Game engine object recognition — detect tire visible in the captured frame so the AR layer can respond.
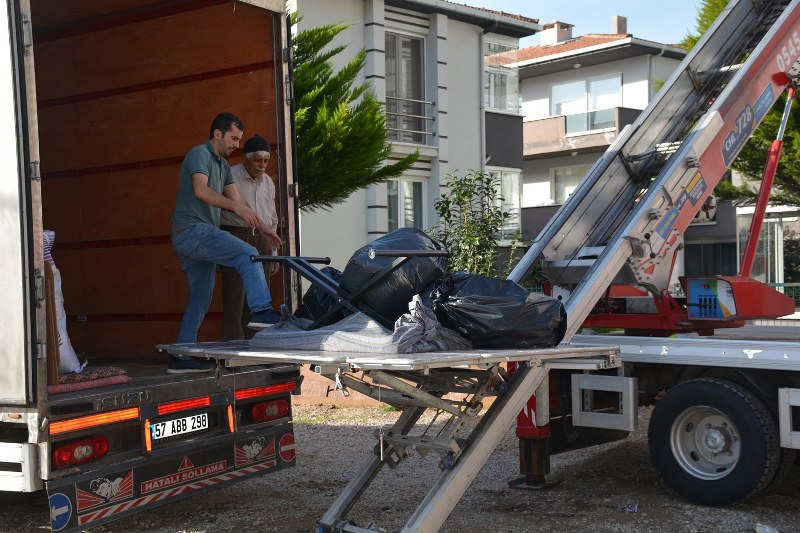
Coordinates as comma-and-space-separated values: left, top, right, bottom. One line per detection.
648, 378, 781, 506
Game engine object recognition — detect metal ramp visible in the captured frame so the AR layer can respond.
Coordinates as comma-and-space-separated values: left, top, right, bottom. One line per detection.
159, 342, 618, 533
509, 0, 800, 340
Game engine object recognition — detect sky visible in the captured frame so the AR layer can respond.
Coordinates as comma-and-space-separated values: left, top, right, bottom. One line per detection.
455, 0, 702, 47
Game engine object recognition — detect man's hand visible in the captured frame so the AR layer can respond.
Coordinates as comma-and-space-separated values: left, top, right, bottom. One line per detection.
256, 222, 282, 251
269, 261, 280, 277
233, 203, 262, 229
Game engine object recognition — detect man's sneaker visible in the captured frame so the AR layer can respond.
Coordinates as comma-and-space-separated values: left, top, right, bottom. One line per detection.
248, 308, 281, 330
167, 356, 215, 374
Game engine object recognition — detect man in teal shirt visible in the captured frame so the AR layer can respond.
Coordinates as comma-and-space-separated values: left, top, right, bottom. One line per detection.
169, 112, 282, 373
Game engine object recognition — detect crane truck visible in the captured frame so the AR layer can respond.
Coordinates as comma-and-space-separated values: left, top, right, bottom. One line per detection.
508, 0, 800, 508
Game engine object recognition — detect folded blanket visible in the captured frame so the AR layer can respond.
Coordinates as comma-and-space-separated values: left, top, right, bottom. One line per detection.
250, 296, 471, 354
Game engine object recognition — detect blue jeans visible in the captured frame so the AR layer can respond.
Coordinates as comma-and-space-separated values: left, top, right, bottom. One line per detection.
172, 223, 272, 345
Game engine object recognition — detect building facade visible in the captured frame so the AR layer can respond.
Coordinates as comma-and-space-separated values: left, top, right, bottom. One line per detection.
514, 17, 799, 287
516, 18, 686, 236
291, 0, 537, 268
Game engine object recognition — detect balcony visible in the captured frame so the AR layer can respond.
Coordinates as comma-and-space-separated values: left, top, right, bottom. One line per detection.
386, 96, 436, 146
523, 107, 640, 159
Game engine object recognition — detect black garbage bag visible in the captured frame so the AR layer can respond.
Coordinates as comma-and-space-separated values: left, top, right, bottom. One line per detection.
339, 228, 447, 324
423, 272, 567, 348
294, 266, 346, 322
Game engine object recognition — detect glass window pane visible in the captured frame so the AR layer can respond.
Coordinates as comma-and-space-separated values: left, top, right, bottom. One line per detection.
401, 180, 423, 229
387, 180, 399, 231
388, 179, 423, 230
385, 33, 425, 143
551, 80, 585, 116
385, 34, 398, 137
553, 165, 588, 204
588, 108, 616, 130
588, 75, 621, 111
501, 171, 520, 234
484, 41, 519, 112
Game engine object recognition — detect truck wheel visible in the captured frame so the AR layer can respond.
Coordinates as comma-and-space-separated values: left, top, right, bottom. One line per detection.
648, 378, 780, 506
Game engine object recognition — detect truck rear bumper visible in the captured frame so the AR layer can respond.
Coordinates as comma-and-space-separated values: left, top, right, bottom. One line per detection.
0, 442, 41, 492
45, 423, 295, 533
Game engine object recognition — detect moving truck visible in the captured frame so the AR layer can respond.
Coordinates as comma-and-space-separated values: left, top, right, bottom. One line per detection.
0, 1, 301, 531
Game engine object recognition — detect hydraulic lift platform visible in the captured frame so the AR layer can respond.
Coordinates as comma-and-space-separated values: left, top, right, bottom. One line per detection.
159, 341, 619, 533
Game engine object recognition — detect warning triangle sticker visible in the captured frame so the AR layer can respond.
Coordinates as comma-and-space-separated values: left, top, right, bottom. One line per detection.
178, 457, 194, 471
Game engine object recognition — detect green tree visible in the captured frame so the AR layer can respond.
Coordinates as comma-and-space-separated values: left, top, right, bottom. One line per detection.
682, 0, 800, 207
292, 19, 418, 212
431, 169, 513, 276
717, 93, 800, 207
683, 0, 800, 284
680, 0, 729, 49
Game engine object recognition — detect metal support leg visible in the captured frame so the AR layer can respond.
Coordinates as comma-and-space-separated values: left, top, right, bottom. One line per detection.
507, 436, 560, 490
317, 404, 431, 531
400, 363, 551, 533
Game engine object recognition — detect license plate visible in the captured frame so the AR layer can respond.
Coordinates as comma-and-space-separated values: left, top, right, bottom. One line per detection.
151, 413, 209, 440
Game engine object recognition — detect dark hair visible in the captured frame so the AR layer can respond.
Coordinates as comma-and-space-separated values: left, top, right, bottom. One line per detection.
209, 112, 244, 138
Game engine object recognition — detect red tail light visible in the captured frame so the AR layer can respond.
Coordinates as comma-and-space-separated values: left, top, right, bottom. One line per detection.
53, 436, 109, 468
251, 399, 289, 422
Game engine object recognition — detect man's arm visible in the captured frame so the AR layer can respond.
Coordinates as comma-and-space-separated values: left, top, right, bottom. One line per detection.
191, 173, 261, 228
220, 180, 282, 250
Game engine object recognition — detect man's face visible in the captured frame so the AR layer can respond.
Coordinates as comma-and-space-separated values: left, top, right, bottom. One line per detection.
213, 125, 243, 158
244, 152, 270, 179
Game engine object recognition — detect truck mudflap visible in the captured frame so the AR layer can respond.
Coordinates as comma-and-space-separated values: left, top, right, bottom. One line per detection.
45, 424, 295, 532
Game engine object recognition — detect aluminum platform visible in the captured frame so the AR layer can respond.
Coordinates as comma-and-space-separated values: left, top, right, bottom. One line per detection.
158, 341, 619, 533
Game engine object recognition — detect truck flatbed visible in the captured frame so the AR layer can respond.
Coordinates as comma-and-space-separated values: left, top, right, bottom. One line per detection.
158, 340, 619, 533
159, 340, 617, 371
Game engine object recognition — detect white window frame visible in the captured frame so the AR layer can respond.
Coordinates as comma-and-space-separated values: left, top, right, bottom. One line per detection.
385, 30, 428, 144
550, 164, 590, 205
487, 167, 521, 241
550, 74, 622, 134
484, 40, 520, 113
387, 177, 426, 232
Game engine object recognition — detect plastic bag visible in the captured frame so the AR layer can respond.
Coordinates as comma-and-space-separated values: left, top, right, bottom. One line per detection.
339, 228, 447, 324
44, 230, 85, 374
295, 266, 345, 322
424, 272, 567, 349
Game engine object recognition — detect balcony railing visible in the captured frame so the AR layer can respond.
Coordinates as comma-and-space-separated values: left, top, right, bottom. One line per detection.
523, 107, 641, 158
386, 96, 436, 145
565, 108, 617, 134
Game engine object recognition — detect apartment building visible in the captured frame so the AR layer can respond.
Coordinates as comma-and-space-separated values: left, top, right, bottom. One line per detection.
291, 0, 538, 268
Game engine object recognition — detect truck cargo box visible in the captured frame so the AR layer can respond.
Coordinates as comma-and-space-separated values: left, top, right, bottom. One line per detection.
0, 2, 301, 531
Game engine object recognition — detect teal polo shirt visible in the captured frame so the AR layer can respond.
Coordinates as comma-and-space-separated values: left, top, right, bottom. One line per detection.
171, 142, 234, 232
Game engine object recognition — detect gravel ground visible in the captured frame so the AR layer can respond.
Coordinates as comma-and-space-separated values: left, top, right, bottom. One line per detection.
1, 404, 798, 533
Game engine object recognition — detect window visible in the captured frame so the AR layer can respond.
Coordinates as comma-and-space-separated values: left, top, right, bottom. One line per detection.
551, 74, 622, 134
488, 168, 521, 238
737, 215, 785, 284
385, 32, 427, 143
683, 242, 738, 278
551, 80, 585, 116
388, 178, 424, 231
484, 41, 519, 113
551, 164, 590, 204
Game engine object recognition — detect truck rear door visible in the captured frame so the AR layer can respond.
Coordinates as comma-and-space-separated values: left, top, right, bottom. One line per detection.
0, 0, 40, 406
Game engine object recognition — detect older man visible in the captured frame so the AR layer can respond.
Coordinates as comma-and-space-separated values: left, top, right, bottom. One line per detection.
219, 134, 281, 340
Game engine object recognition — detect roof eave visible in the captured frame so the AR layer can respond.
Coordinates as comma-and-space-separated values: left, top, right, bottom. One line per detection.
385, 0, 540, 38
515, 37, 686, 70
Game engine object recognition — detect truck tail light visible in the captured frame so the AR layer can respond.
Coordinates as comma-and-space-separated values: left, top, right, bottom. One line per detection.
235, 382, 297, 400
53, 436, 109, 468
251, 399, 289, 422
